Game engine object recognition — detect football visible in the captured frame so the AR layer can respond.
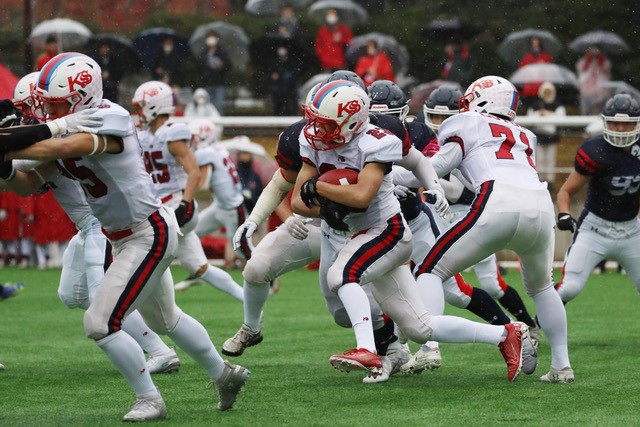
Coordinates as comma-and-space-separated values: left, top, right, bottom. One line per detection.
318, 168, 359, 186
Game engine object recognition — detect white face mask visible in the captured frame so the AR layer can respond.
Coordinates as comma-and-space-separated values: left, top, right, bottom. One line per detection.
277, 47, 288, 58
326, 14, 338, 25
163, 44, 173, 54
206, 37, 218, 47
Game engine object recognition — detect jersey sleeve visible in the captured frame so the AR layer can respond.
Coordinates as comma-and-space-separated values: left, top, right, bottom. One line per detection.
165, 122, 192, 142
574, 138, 608, 176
94, 103, 134, 137
275, 119, 306, 171
370, 114, 411, 156
360, 127, 403, 164
194, 147, 215, 166
437, 114, 471, 156
298, 131, 317, 167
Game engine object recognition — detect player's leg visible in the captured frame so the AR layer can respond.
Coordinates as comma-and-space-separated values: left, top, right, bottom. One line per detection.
58, 232, 90, 309
194, 202, 223, 237
609, 218, 640, 293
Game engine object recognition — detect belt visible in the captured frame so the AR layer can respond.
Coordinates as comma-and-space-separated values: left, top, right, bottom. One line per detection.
102, 227, 133, 241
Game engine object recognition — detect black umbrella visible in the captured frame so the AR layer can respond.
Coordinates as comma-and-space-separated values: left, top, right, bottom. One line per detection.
308, 0, 368, 26
245, 0, 312, 16
422, 18, 479, 40
84, 33, 143, 73
133, 28, 191, 71
569, 31, 630, 55
497, 29, 562, 65
189, 22, 250, 70
345, 32, 410, 75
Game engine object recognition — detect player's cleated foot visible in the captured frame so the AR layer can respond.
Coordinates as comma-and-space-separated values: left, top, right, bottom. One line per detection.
222, 324, 263, 357
147, 348, 181, 374
208, 361, 250, 411
268, 279, 281, 296
540, 367, 574, 384
520, 325, 538, 375
329, 348, 382, 377
0, 282, 25, 301
363, 347, 410, 383
0, 362, 5, 371
122, 397, 167, 422
174, 275, 201, 292
400, 346, 441, 374
528, 326, 541, 351
499, 322, 534, 382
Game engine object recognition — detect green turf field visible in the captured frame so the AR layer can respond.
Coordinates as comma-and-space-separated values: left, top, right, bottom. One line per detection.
1, 265, 638, 426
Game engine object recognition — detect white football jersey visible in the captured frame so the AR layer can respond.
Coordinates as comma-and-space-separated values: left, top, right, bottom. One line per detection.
195, 144, 244, 210
137, 122, 191, 199
299, 123, 402, 231
433, 111, 545, 191
55, 100, 160, 232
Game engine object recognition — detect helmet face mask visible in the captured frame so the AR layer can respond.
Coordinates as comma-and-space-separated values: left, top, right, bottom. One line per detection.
459, 75, 519, 121
131, 81, 176, 128
424, 86, 462, 134
13, 72, 40, 121
601, 94, 640, 147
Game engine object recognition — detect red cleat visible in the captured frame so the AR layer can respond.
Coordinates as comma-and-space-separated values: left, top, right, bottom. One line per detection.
329, 348, 382, 377
499, 322, 526, 382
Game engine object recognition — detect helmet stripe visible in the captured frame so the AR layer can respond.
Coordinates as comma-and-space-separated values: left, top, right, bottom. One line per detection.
510, 90, 519, 112
313, 81, 355, 109
38, 52, 83, 92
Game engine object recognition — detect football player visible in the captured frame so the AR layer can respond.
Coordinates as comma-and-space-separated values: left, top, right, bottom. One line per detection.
292, 80, 537, 382
414, 75, 573, 383
132, 81, 243, 301
0, 53, 249, 421
555, 94, 640, 315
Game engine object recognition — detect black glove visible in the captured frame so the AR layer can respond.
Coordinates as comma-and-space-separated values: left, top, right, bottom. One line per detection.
301, 177, 320, 208
557, 212, 576, 232
320, 200, 351, 232
175, 200, 195, 227
0, 100, 22, 128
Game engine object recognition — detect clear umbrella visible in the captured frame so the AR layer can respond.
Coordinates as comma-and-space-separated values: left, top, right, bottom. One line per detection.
245, 0, 312, 16
569, 31, 630, 55
30, 18, 92, 50
189, 22, 250, 70
308, 0, 368, 26
498, 29, 562, 65
345, 32, 410, 75
509, 63, 578, 88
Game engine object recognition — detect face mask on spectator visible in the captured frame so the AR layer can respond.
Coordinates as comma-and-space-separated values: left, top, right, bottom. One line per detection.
163, 44, 173, 54
206, 36, 219, 47
326, 13, 338, 25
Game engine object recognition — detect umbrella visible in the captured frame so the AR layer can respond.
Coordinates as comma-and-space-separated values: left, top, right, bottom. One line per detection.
30, 18, 92, 50
297, 72, 331, 104
133, 28, 191, 71
497, 29, 562, 65
569, 31, 630, 55
84, 33, 143, 73
422, 18, 479, 40
345, 32, 410, 75
189, 22, 250, 70
245, 0, 312, 16
220, 136, 268, 157
509, 63, 578, 88
308, 0, 368, 26
408, 80, 462, 112
599, 81, 640, 102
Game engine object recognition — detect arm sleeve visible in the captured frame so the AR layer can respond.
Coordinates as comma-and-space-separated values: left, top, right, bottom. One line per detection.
247, 169, 295, 225
0, 124, 53, 153
431, 142, 464, 178
395, 147, 442, 192
392, 165, 421, 188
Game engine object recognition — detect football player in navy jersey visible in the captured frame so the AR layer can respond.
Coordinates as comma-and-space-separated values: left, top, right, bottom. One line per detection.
556, 94, 640, 315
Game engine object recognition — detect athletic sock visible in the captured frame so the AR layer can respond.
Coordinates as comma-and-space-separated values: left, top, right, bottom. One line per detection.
466, 287, 511, 325
430, 315, 505, 345
533, 287, 571, 370
337, 283, 376, 353
200, 266, 244, 302
498, 285, 536, 327
243, 280, 270, 331
121, 310, 172, 357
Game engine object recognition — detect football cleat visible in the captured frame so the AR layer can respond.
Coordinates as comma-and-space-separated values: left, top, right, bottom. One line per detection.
174, 275, 201, 292
499, 322, 536, 381
528, 326, 541, 351
147, 348, 181, 374
0, 362, 5, 370
363, 347, 410, 383
122, 397, 167, 422
208, 361, 250, 411
329, 348, 382, 377
400, 345, 442, 374
222, 324, 263, 357
540, 367, 575, 384
0, 282, 25, 300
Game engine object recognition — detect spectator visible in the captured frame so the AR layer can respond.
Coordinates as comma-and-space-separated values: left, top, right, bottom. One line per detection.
270, 45, 300, 116
518, 36, 555, 104
198, 31, 231, 115
526, 82, 566, 189
153, 36, 185, 87
440, 40, 474, 87
273, 4, 300, 40
354, 40, 395, 87
576, 46, 611, 115
236, 151, 264, 214
314, 9, 353, 71
95, 42, 124, 103
35, 35, 59, 71
184, 88, 221, 118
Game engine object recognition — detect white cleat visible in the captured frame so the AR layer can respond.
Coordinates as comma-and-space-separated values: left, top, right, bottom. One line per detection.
147, 348, 181, 374
0, 362, 5, 371
520, 325, 538, 375
208, 361, 250, 411
174, 277, 201, 292
529, 326, 541, 351
363, 347, 411, 383
540, 367, 575, 384
222, 324, 263, 357
400, 346, 442, 374
122, 397, 167, 422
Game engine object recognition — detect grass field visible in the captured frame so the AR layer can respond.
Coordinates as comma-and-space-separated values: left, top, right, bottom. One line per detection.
1, 265, 639, 426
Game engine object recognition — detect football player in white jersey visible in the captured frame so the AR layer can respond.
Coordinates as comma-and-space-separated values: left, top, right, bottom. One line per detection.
0, 53, 249, 421
414, 75, 573, 383
132, 81, 243, 302
291, 80, 536, 382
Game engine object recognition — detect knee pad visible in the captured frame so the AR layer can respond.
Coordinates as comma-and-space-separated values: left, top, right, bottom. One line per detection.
400, 314, 433, 345
58, 291, 89, 310
326, 265, 344, 293
242, 253, 273, 284
83, 309, 109, 340
332, 308, 352, 328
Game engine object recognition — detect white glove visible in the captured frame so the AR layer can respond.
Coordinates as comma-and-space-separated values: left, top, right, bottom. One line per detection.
423, 189, 451, 220
284, 215, 310, 240
47, 108, 103, 135
233, 220, 258, 252
393, 185, 416, 201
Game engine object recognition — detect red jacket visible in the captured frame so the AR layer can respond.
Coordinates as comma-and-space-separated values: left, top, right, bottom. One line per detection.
314, 25, 353, 70
518, 51, 554, 97
354, 52, 395, 87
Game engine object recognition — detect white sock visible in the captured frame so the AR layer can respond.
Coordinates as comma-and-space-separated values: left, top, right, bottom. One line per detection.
96, 331, 159, 399
243, 280, 269, 331
167, 313, 226, 381
122, 310, 172, 357
200, 266, 244, 302
416, 273, 445, 315
533, 286, 571, 369
337, 283, 376, 353
430, 315, 505, 345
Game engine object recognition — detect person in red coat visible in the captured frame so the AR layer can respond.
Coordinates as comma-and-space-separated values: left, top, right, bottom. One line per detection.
33, 191, 76, 269
34, 35, 60, 71
314, 9, 353, 71
354, 40, 395, 87
517, 36, 554, 101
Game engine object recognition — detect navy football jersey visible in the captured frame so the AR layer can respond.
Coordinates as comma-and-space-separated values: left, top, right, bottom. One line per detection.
275, 119, 307, 172
575, 136, 640, 222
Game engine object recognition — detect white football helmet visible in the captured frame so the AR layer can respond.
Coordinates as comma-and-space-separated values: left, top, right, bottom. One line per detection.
33, 52, 102, 120
301, 80, 370, 150
13, 72, 40, 121
459, 75, 519, 121
188, 118, 222, 149
131, 81, 176, 128
304, 83, 322, 106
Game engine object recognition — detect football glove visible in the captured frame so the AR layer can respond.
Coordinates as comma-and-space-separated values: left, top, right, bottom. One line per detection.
393, 185, 416, 201
233, 220, 257, 259
0, 100, 22, 128
284, 214, 310, 240
174, 200, 195, 227
557, 212, 576, 232
424, 141, 440, 157
300, 177, 320, 208
320, 200, 350, 232
423, 189, 451, 220
47, 108, 103, 135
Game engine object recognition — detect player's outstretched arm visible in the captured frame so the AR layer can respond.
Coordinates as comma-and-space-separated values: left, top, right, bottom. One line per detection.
248, 167, 297, 225
557, 170, 590, 214
5, 133, 121, 162
168, 139, 200, 203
